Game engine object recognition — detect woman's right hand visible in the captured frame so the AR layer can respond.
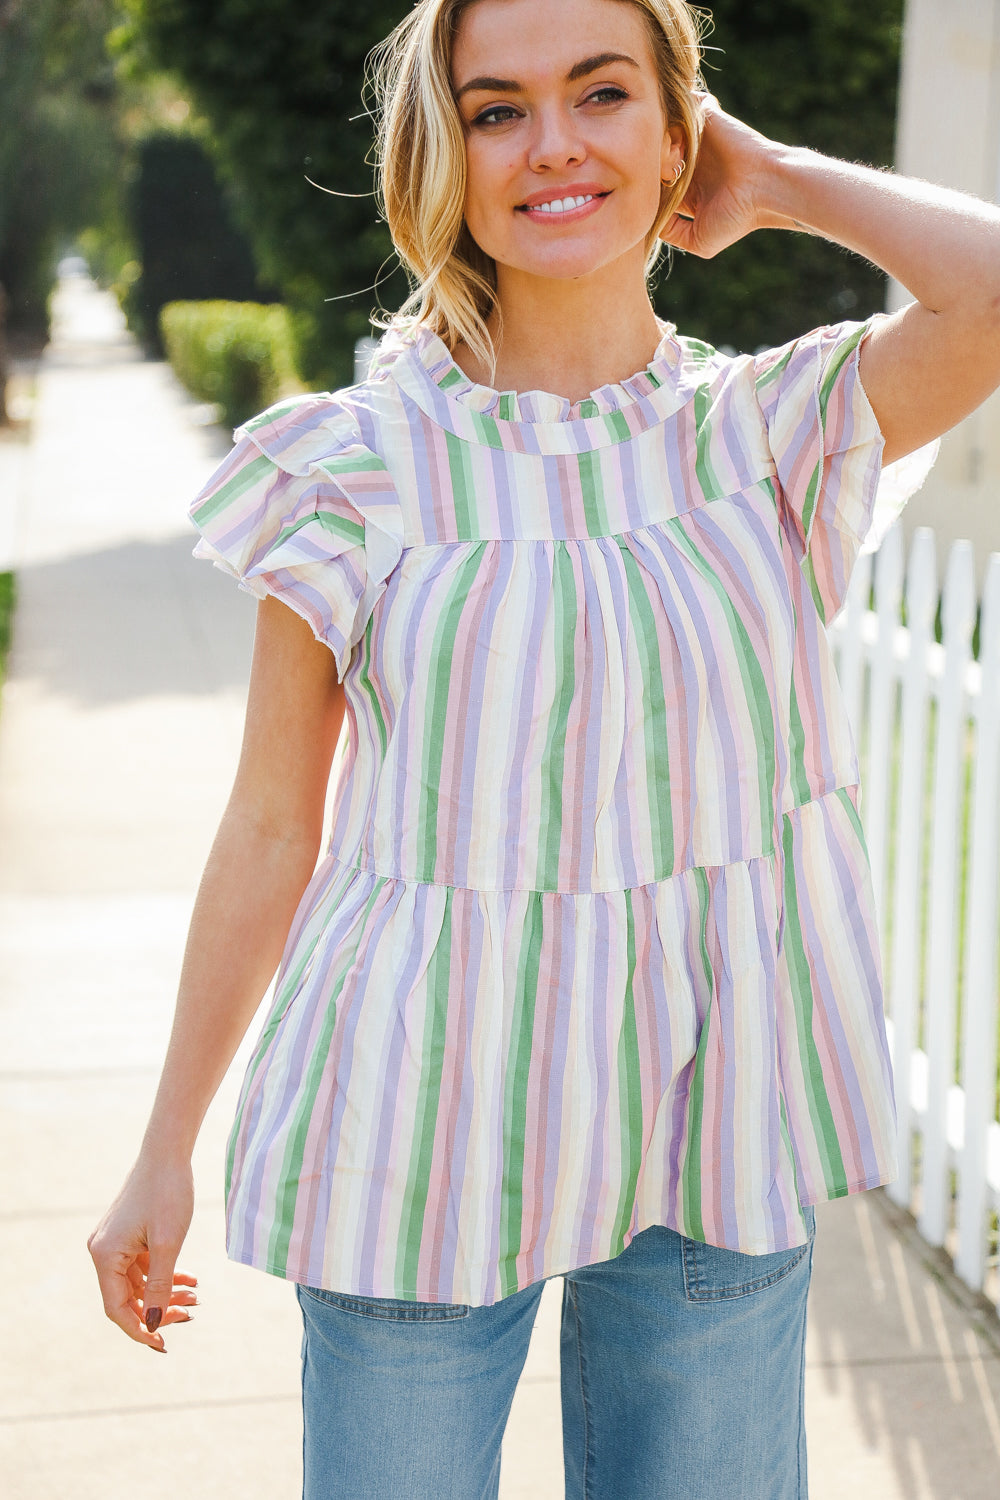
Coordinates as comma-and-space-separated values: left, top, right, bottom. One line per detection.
85, 601, 344, 1353
88, 1156, 198, 1352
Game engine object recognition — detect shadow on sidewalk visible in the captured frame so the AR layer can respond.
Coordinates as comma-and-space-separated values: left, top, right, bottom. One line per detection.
9, 533, 255, 706
807, 1194, 1000, 1498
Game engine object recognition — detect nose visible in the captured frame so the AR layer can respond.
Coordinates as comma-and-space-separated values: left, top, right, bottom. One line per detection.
526, 104, 587, 173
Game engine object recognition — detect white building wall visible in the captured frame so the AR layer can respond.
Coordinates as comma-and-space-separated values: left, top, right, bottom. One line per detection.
891, 0, 1000, 580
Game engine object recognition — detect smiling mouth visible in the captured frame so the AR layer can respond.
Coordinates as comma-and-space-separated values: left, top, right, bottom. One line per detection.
516, 192, 609, 215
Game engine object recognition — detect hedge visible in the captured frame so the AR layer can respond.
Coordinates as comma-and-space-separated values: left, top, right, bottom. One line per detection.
0, 571, 15, 697
160, 300, 302, 429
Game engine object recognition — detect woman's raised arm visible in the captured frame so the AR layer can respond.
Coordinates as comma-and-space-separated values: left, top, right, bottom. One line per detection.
88, 596, 345, 1351
662, 97, 1000, 465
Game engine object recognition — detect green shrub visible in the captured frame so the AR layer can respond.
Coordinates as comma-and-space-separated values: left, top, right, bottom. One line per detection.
160, 300, 302, 429
0, 571, 16, 696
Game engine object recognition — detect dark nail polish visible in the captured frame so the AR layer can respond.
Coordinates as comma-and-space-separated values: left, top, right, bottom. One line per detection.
145, 1306, 163, 1333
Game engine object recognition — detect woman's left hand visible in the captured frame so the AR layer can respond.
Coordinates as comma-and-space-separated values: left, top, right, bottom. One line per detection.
661, 92, 1000, 468
659, 95, 798, 259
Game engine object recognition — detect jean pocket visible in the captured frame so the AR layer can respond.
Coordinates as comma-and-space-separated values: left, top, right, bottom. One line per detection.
296, 1283, 471, 1321
681, 1208, 815, 1303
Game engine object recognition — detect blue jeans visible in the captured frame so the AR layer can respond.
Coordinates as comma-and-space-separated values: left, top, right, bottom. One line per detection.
297, 1209, 815, 1499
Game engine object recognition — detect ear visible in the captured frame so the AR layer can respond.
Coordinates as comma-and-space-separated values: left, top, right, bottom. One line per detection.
659, 121, 686, 184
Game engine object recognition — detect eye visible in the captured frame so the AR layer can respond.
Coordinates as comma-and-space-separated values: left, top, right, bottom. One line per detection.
471, 104, 522, 128
584, 85, 630, 106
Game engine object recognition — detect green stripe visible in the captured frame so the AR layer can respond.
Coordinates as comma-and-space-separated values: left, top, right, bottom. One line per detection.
753, 341, 795, 396
693, 381, 721, 500
317, 449, 388, 476
224, 885, 349, 1197
265, 878, 387, 1273
680, 867, 714, 1240
241, 396, 311, 431
799, 462, 823, 549
799, 326, 865, 546
679, 336, 715, 369
818, 325, 865, 417
787, 678, 812, 807
498, 893, 544, 1295
619, 542, 673, 874
780, 813, 849, 1194
445, 430, 476, 538
276, 509, 364, 550
396, 891, 455, 1293
834, 784, 866, 843
416, 545, 486, 880
610, 889, 643, 1251
192, 452, 274, 524
537, 546, 577, 889
498, 392, 516, 421
471, 411, 505, 449
668, 522, 777, 844
802, 550, 827, 623
577, 450, 608, 535
439, 366, 464, 390
356, 618, 388, 760
604, 409, 632, 444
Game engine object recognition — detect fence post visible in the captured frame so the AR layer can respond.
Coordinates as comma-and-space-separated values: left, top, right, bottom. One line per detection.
919, 540, 975, 1247
955, 552, 1000, 1289
887, 528, 936, 1211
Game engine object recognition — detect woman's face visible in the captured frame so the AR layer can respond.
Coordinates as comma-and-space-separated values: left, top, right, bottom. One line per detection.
452, 0, 684, 291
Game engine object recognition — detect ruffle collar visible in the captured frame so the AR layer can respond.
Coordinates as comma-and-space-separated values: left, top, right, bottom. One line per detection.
370, 321, 705, 454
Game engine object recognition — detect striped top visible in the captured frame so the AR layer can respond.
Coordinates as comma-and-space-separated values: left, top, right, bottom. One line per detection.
190, 315, 922, 1306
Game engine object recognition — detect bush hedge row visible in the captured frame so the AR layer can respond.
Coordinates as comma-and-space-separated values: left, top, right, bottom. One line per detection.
160, 299, 301, 429
0, 571, 16, 696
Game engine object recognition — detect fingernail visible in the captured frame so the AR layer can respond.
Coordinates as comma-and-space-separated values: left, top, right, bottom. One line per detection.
145, 1306, 162, 1333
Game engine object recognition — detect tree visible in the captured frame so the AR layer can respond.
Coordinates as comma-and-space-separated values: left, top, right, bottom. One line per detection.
657, 0, 905, 350
121, 0, 904, 382
124, 130, 269, 352
118, 0, 410, 385
0, 0, 127, 341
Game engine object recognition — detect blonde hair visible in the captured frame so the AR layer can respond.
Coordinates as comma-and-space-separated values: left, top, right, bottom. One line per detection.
369, 0, 708, 371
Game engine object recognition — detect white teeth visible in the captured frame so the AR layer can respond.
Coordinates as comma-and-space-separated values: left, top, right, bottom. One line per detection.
533, 194, 594, 214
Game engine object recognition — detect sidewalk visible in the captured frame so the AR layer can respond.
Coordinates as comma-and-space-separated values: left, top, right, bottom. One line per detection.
1, 276, 999, 1499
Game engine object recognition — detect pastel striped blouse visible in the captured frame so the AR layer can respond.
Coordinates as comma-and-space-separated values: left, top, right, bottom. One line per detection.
190, 316, 920, 1307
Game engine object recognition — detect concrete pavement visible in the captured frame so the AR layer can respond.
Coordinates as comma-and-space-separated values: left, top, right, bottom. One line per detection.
1, 274, 999, 1498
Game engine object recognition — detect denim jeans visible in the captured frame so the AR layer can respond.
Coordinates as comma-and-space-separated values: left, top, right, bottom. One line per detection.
297, 1208, 815, 1500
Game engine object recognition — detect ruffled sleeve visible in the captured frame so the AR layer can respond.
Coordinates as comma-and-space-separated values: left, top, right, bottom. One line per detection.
754, 316, 937, 622
188, 394, 403, 681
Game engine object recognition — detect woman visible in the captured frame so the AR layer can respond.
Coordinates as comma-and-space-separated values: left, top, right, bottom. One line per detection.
88, 1, 1000, 1495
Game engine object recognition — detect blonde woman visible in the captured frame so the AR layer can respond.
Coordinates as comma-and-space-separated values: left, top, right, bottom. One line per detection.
89, 1, 1000, 1495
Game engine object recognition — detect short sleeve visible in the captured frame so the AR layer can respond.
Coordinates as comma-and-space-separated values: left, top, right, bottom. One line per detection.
188, 394, 403, 681
754, 316, 936, 622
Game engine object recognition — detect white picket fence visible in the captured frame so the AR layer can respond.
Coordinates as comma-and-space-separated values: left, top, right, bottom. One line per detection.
829, 524, 1000, 1310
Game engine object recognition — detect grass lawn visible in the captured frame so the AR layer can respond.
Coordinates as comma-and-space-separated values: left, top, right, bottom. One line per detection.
0, 571, 15, 693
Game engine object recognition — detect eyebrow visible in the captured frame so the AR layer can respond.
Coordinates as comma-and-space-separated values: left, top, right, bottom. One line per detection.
455, 52, 640, 100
